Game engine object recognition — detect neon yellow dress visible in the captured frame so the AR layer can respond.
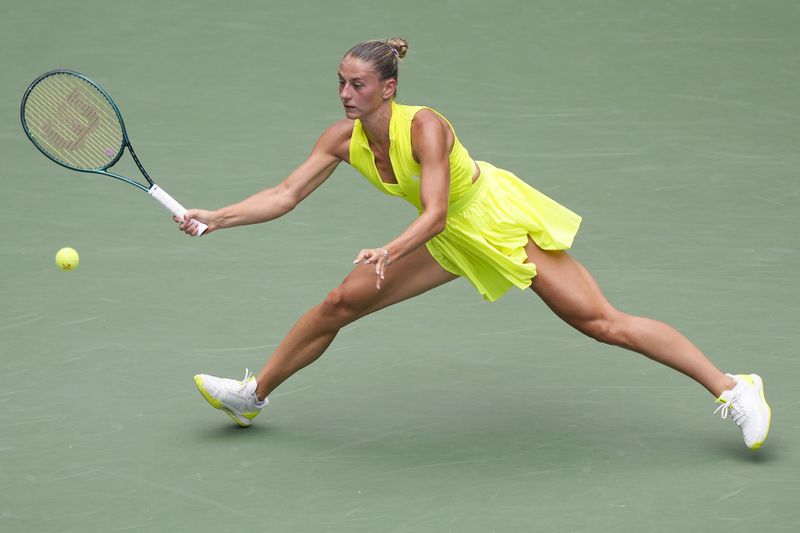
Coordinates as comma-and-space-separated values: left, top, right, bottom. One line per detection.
349, 100, 582, 301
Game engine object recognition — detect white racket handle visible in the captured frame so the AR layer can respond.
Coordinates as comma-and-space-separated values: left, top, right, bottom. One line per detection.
148, 184, 208, 236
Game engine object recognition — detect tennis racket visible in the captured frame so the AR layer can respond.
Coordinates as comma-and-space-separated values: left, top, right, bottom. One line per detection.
20, 69, 207, 235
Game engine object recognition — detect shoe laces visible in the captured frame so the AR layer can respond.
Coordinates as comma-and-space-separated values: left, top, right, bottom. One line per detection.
238, 368, 255, 392
714, 394, 749, 428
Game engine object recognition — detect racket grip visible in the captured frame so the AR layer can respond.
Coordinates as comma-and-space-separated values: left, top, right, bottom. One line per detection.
148, 184, 208, 236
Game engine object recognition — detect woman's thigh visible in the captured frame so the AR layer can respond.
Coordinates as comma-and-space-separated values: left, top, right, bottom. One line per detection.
524, 238, 617, 328
326, 244, 459, 320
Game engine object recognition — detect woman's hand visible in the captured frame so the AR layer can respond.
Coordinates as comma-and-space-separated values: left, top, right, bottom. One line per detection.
353, 247, 392, 289
174, 209, 216, 236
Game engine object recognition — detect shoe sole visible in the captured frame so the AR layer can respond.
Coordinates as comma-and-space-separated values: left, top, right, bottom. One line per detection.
194, 375, 252, 428
748, 373, 771, 450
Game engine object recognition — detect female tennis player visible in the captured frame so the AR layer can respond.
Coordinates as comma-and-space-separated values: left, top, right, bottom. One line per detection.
177, 38, 770, 449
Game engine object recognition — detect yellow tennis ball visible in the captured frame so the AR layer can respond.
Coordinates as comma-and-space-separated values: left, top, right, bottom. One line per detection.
55, 247, 80, 271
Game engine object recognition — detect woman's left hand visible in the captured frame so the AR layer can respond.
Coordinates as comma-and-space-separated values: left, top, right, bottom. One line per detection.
353, 248, 392, 289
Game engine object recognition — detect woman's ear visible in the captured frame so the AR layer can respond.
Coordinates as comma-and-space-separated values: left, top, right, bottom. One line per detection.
382, 78, 397, 100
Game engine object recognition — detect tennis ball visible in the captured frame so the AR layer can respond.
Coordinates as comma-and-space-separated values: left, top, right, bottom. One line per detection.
55, 247, 80, 271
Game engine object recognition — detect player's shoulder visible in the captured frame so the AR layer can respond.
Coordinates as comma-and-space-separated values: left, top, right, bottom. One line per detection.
322, 118, 355, 140
412, 106, 440, 121
411, 107, 449, 133
410, 107, 452, 144
315, 119, 355, 160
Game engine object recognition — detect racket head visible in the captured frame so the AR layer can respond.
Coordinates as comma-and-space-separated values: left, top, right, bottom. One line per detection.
21, 70, 127, 172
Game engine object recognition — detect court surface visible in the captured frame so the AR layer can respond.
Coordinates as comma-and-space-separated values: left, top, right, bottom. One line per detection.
1, 0, 798, 531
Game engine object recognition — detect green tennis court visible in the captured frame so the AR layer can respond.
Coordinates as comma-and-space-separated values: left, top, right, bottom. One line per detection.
1, 0, 798, 531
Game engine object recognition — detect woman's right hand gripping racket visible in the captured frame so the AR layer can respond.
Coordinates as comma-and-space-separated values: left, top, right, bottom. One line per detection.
20, 69, 208, 235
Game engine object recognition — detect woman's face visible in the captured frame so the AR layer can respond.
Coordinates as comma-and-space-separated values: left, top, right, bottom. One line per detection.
338, 55, 395, 119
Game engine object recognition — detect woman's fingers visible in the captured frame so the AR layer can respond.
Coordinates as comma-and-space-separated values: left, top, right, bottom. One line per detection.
353, 249, 379, 264
353, 248, 391, 289
174, 209, 214, 236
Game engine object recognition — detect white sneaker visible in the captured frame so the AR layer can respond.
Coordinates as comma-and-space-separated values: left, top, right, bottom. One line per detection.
193, 369, 268, 427
714, 373, 771, 450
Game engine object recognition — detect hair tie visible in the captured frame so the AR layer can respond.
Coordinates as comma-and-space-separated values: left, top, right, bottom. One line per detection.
390, 47, 399, 59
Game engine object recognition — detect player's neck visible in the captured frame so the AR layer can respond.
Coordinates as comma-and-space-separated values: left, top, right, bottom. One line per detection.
360, 99, 393, 148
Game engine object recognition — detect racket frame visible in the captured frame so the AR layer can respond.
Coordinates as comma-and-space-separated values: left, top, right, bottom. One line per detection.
20, 69, 207, 234
20, 69, 153, 191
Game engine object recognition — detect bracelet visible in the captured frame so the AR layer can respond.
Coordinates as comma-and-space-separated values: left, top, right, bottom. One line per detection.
377, 248, 391, 265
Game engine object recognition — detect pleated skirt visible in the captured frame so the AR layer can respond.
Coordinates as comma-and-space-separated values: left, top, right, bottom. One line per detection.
426, 161, 582, 301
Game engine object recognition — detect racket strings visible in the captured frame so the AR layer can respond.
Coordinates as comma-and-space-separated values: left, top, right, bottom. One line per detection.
27, 77, 120, 168
30, 76, 119, 164
23, 73, 124, 171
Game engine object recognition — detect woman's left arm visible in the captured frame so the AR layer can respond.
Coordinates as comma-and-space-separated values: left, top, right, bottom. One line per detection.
353, 110, 451, 288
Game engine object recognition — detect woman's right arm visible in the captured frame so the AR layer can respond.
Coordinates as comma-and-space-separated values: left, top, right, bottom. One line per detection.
177, 120, 352, 235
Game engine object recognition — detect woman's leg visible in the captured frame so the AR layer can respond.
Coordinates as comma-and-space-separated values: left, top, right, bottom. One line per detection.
255, 245, 458, 399
524, 239, 735, 397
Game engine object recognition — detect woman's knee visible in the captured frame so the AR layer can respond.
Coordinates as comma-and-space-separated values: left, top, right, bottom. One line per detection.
317, 283, 370, 325
578, 312, 634, 349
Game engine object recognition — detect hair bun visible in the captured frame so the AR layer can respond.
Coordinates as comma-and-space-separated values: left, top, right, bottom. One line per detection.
385, 37, 408, 59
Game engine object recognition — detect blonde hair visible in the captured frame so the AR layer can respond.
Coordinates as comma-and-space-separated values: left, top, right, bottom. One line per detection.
344, 38, 408, 94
